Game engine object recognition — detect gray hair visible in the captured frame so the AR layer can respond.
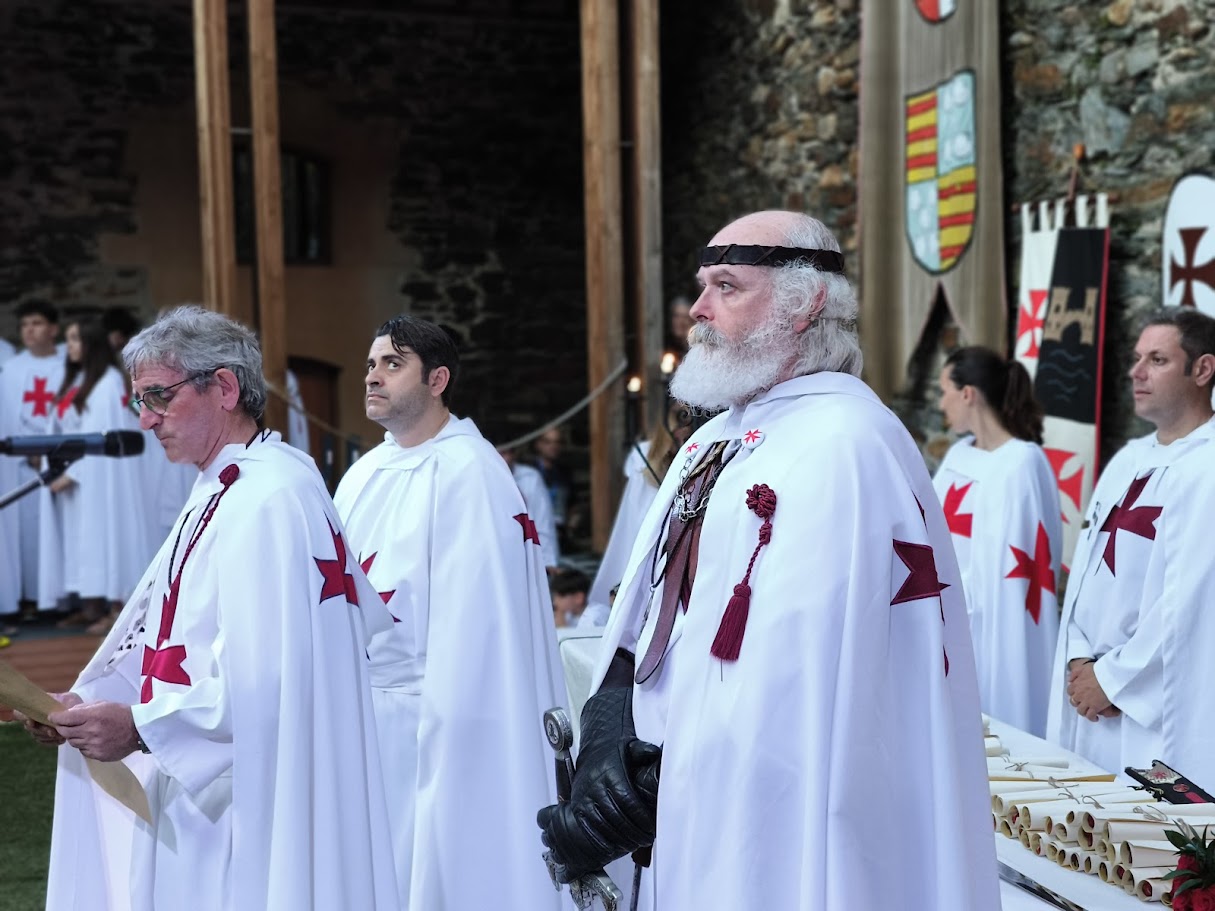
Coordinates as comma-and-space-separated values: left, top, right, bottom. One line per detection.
122, 305, 268, 422
768, 215, 863, 378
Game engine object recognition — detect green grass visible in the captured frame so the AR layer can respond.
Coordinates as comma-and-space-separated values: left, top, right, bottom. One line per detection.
0, 722, 56, 910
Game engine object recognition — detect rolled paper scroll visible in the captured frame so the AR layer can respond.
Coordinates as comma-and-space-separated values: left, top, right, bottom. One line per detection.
990, 781, 1057, 814
1142, 804, 1215, 819
999, 783, 1143, 821
1135, 877, 1173, 902
1121, 866, 1173, 892
989, 765, 1115, 782
1021, 790, 1145, 831
1120, 840, 1185, 868
984, 736, 1005, 757
1087, 808, 1215, 836
1048, 818, 1084, 844
1067, 792, 1160, 826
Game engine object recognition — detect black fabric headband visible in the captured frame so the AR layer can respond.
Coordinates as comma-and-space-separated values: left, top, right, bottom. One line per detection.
699, 244, 845, 274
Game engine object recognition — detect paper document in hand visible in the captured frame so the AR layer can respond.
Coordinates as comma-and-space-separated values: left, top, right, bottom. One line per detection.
0, 659, 151, 822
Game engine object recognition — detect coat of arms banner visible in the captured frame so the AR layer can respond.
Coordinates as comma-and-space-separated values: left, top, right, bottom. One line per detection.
859, 0, 1006, 399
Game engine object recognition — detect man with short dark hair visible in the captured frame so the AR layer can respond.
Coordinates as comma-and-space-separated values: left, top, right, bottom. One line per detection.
19, 305, 398, 911
1047, 307, 1215, 778
334, 314, 564, 911
0, 300, 64, 621
538, 210, 999, 910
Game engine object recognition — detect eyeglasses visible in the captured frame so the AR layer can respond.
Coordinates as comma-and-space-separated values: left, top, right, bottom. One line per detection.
133, 371, 215, 416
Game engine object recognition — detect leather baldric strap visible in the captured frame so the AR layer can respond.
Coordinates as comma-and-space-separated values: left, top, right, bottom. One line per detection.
635, 443, 728, 684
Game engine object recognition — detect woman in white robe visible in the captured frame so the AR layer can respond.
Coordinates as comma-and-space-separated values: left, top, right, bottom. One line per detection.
42, 317, 152, 630
934, 345, 1062, 735
588, 406, 693, 613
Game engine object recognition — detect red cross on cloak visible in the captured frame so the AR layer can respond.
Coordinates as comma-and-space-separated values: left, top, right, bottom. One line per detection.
891, 540, 951, 605
359, 552, 399, 622
141, 574, 192, 703
514, 513, 540, 545
1170, 227, 1215, 309
54, 386, 77, 419
22, 376, 55, 417
892, 538, 952, 675
1005, 521, 1056, 625
316, 521, 360, 605
942, 482, 974, 538
1099, 472, 1162, 576
1017, 289, 1048, 359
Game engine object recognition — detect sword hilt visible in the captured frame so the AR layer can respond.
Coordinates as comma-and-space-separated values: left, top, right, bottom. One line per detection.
541, 706, 624, 910
543, 706, 576, 801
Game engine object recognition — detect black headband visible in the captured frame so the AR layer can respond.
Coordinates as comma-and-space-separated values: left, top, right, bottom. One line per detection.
699, 244, 845, 274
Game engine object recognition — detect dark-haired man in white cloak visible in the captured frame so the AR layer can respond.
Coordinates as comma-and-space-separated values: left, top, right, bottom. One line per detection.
335, 314, 565, 911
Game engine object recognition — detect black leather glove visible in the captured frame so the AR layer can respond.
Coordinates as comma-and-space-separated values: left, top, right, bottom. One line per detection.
536, 684, 662, 883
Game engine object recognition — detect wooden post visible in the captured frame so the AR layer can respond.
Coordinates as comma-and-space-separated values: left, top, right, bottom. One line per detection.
192, 0, 238, 317
247, 0, 288, 433
629, 0, 664, 436
580, 0, 626, 552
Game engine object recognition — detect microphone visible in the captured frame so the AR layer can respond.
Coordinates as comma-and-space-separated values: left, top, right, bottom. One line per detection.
0, 430, 146, 459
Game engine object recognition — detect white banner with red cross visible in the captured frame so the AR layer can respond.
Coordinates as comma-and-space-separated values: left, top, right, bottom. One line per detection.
1015, 195, 1111, 571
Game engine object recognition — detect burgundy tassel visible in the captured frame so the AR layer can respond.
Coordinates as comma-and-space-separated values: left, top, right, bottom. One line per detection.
710, 583, 752, 661
710, 484, 777, 661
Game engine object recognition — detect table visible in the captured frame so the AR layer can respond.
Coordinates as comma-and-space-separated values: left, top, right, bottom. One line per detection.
989, 719, 1149, 910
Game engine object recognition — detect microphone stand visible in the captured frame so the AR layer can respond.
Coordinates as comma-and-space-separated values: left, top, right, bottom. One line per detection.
0, 454, 81, 511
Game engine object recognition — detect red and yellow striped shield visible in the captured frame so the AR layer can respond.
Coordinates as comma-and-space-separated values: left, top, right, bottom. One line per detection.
905, 70, 977, 275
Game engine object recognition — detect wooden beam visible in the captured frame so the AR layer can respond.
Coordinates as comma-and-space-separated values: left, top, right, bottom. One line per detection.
247, 0, 288, 433
629, 0, 664, 436
580, 0, 626, 552
192, 0, 238, 317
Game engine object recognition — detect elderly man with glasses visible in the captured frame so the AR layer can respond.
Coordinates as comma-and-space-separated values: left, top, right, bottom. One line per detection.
18, 305, 399, 911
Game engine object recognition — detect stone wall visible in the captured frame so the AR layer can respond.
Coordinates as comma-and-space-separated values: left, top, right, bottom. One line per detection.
660, 0, 1215, 465
7, 0, 1213, 486
661, 0, 861, 300
0, 0, 586, 448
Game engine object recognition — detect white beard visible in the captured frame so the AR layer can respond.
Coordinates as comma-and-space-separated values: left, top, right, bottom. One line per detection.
669, 320, 797, 412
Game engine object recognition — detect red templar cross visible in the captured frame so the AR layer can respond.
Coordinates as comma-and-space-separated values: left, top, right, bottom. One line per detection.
942, 482, 973, 538
141, 577, 192, 703
891, 540, 950, 605
1017, 289, 1048, 359
55, 386, 77, 419
22, 377, 55, 418
359, 552, 399, 622
514, 513, 540, 545
1099, 472, 1162, 576
316, 521, 360, 606
1005, 521, 1055, 625
892, 539, 951, 675
1170, 227, 1215, 309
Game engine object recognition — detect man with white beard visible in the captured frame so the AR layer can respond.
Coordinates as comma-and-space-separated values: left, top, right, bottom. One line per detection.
537, 210, 1000, 910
